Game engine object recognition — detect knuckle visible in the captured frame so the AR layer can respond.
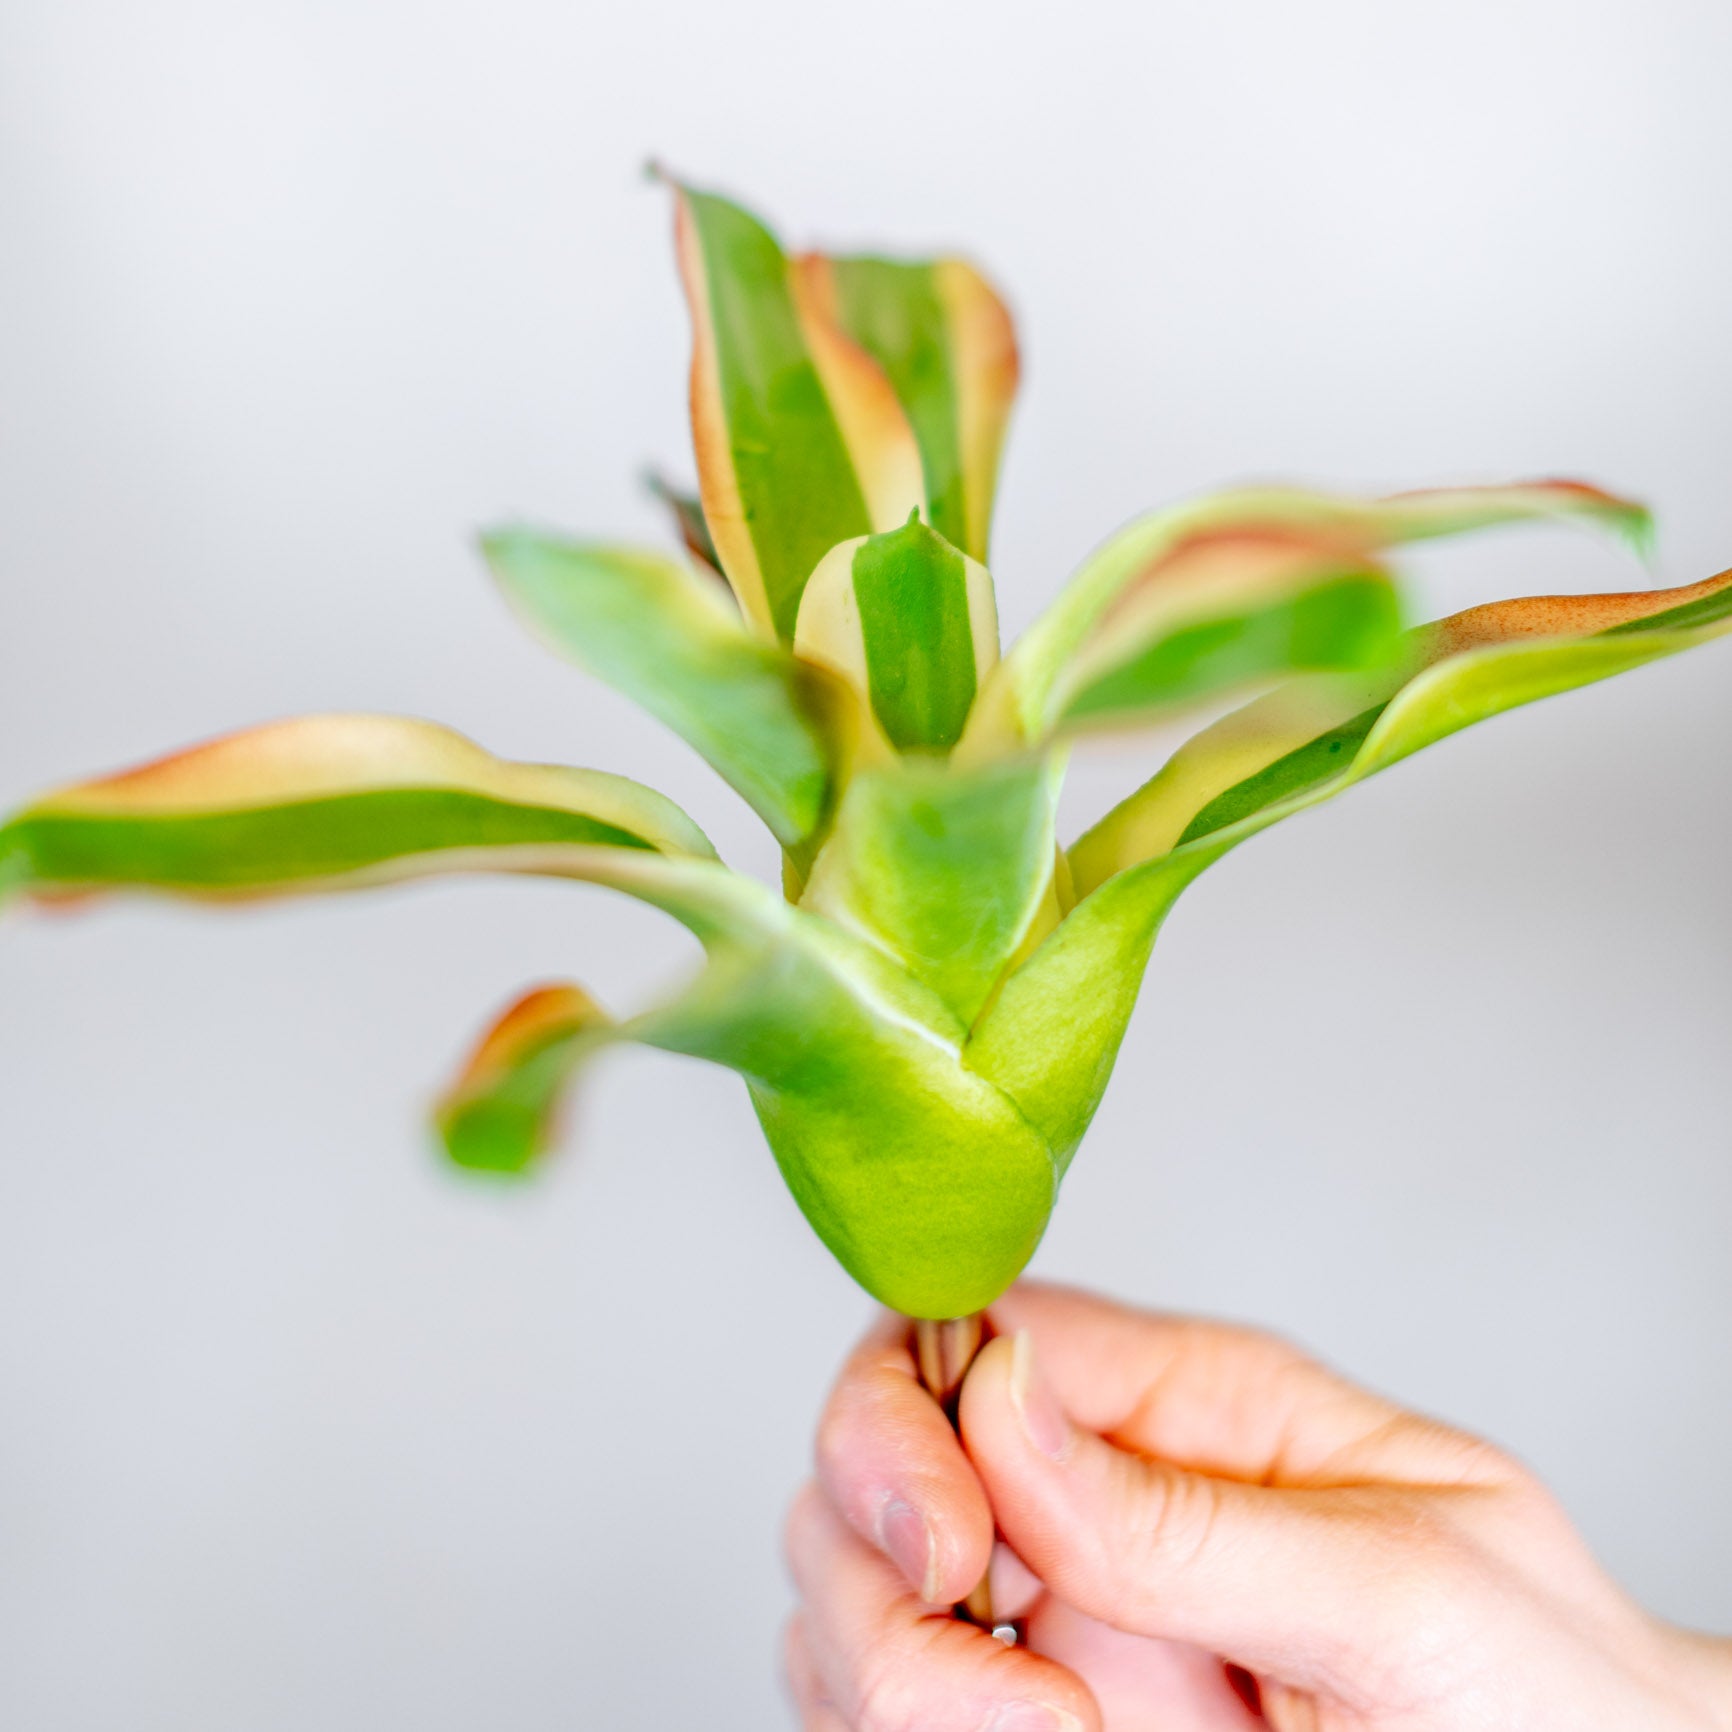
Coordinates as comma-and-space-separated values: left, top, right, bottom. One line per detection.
1399, 1413, 1523, 1489
1132, 1463, 1224, 1577
813, 1381, 867, 1487
814, 1366, 906, 1496
1053, 1460, 1229, 1619
851, 1622, 948, 1732
1210, 1315, 1309, 1370
1474, 1443, 1546, 1503
848, 1607, 962, 1732
854, 1679, 920, 1732
853, 1660, 913, 1732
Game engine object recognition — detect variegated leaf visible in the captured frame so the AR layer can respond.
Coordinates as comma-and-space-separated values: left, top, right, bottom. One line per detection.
0, 715, 714, 905
969, 480, 1652, 748
795, 252, 1019, 563
423, 853, 1054, 1318
1043, 528, 1402, 734
968, 564, 1732, 1164
436, 983, 614, 1174
671, 180, 924, 639
794, 515, 998, 755
1069, 563, 1732, 893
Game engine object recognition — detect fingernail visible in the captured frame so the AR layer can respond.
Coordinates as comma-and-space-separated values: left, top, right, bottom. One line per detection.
1008, 1332, 1073, 1462
875, 1497, 940, 1602
984, 1704, 1081, 1732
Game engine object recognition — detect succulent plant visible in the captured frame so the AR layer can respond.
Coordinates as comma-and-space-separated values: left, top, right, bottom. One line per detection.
5, 177, 1728, 1331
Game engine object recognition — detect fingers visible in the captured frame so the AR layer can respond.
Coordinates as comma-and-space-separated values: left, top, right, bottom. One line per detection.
814, 1311, 994, 1607
785, 1480, 1100, 1732
785, 1614, 851, 1732
987, 1281, 1503, 1490
959, 1332, 1471, 1692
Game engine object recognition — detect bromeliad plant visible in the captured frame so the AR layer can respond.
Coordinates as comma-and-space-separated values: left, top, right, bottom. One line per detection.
5, 178, 1730, 1331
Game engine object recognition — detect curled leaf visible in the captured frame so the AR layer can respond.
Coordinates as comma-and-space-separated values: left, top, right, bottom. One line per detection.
0, 714, 714, 906
973, 480, 1652, 748
437, 983, 614, 1175
1070, 563, 1732, 894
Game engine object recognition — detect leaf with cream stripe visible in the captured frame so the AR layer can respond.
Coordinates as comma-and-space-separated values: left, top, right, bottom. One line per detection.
965, 562, 1732, 1165
671, 180, 924, 639
795, 253, 1019, 563
437, 983, 615, 1175
968, 479, 1652, 748
795, 515, 999, 756
1070, 563, 1732, 894
0, 714, 714, 905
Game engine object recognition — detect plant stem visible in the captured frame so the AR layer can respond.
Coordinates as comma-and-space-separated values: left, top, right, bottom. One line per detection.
912, 1312, 982, 1418
910, 1312, 1021, 1642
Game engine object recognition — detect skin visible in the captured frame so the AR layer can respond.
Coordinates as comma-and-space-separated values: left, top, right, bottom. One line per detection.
785, 1281, 1732, 1732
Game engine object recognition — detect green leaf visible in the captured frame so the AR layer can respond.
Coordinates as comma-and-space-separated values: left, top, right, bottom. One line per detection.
795, 516, 999, 755
484, 529, 840, 849
799, 253, 1020, 563
4, 716, 1052, 1313
0, 714, 714, 905
973, 561, 1732, 1170
436, 983, 614, 1174
969, 479, 1652, 749
1049, 543, 1403, 733
672, 181, 924, 638
570, 857, 1057, 1320
801, 753, 1059, 1025
1070, 563, 1732, 895
965, 846, 1213, 1169
373, 833, 1061, 1315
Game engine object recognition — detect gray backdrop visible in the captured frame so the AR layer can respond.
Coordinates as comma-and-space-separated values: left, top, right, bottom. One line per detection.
2, 1, 1728, 1726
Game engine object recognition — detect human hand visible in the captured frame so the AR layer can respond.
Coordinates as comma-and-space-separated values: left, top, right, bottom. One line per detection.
784, 1282, 1732, 1731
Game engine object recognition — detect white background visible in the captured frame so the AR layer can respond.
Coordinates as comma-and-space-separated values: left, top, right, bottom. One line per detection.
2, 2, 1729, 1726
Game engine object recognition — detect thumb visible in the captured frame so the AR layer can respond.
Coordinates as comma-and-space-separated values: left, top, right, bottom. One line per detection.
960, 1332, 1423, 1693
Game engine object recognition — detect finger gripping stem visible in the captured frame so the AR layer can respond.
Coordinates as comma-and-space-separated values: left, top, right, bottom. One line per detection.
909, 1312, 1024, 1645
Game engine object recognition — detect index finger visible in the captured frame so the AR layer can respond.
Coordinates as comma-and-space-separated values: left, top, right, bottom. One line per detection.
813, 1311, 995, 1607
